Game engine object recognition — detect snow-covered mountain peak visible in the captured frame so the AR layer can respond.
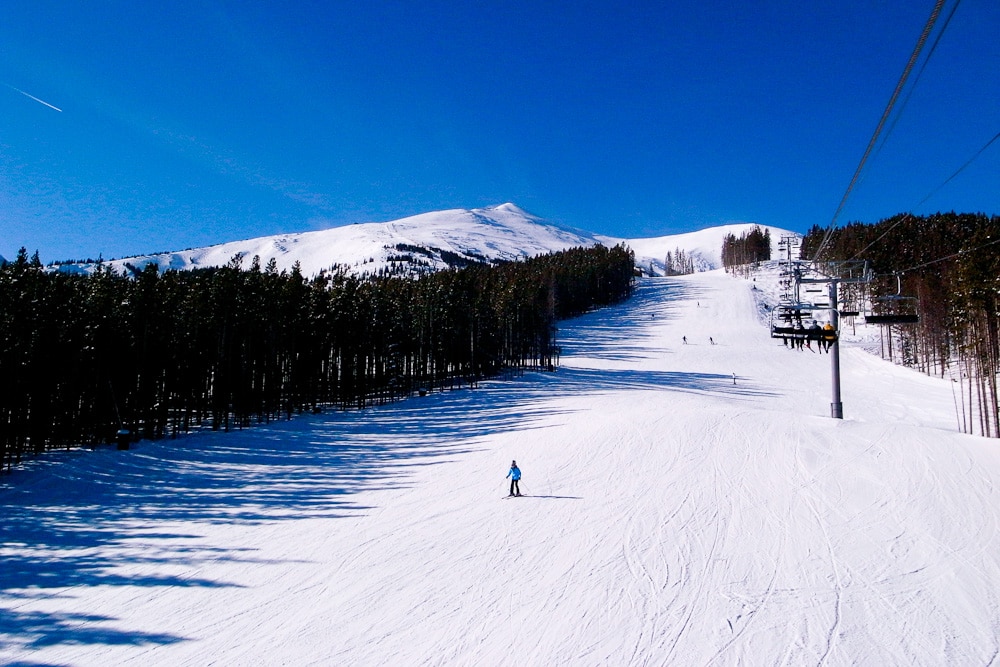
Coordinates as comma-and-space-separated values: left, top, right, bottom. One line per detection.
489, 202, 531, 215
483, 203, 550, 224
50, 205, 798, 278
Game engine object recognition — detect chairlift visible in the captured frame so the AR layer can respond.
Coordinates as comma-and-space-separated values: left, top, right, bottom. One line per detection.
770, 303, 837, 343
864, 274, 920, 325
865, 297, 919, 324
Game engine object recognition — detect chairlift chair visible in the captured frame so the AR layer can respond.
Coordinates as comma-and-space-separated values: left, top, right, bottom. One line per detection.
864, 274, 920, 325
865, 295, 920, 324
770, 303, 837, 343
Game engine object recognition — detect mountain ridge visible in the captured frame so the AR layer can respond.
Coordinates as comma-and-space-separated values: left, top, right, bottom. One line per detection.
52, 204, 796, 277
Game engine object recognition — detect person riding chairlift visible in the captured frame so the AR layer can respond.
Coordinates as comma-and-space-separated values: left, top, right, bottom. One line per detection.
822, 321, 835, 352
806, 320, 821, 351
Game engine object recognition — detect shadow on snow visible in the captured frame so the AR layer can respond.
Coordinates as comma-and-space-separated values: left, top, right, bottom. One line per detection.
556, 278, 710, 362
0, 276, 756, 655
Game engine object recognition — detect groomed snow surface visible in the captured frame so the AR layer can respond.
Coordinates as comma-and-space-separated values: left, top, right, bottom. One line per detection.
3, 271, 1000, 666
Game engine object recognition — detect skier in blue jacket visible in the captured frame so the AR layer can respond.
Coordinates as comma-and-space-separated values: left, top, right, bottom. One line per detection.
506, 460, 522, 496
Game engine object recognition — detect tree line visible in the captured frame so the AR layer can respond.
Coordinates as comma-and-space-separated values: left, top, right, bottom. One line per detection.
721, 226, 772, 276
663, 248, 695, 276
0, 244, 635, 470
801, 212, 1000, 437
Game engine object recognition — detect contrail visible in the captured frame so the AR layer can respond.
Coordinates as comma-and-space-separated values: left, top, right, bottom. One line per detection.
4, 83, 62, 112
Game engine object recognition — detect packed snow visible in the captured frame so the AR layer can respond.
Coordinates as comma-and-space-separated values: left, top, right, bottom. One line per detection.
3, 269, 1000, 666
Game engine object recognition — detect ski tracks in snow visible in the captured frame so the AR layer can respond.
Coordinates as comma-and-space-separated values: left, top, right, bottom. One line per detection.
618, 421, 688, 665
7, 273, 1000, 665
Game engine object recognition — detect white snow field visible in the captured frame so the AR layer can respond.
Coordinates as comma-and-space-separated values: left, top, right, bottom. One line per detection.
3, 270, 1000, 666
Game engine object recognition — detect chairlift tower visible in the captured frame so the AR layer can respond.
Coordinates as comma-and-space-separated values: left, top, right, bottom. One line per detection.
798, 274, 845, 418
777, 234, 801, 263
772, 260, 871, 420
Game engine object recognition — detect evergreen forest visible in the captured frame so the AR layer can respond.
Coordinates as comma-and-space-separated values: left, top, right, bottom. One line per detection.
801, 212, 1000, 437
0, 244, 635, 470
721, 226, 772, 277
663, 248, 696, 276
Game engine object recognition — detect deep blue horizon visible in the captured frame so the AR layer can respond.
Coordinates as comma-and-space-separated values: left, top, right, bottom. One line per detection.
2, 1, 997, 263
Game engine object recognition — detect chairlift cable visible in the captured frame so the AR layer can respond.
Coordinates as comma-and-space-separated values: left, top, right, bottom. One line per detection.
870, 0, 963, 163
847, 1, 961, 202
841, 128, 1000, 264
844, 212, 915, 264
898, 235, 1000, 274
812, 0, 949, 262
914, 128, 1000, 208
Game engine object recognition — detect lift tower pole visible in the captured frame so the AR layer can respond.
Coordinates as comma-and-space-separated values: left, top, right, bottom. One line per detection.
797, 272, 855, 419
829, 279, 843, 419
795, 262, 871, 419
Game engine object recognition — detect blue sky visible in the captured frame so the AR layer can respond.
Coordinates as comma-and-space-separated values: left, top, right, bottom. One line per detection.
1, 1, 997, 262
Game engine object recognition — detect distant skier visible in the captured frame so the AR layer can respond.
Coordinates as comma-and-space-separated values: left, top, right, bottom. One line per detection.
682, 336, 687, 344
506, 460, 522, 496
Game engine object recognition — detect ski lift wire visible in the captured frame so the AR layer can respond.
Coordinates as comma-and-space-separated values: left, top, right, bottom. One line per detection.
850, 1, 962, 202
897, 235, 1000, 274
871, 0, 963, 163
812, 0, 949, 262
842, 127, 1000, 265
914, 128, 1000, 208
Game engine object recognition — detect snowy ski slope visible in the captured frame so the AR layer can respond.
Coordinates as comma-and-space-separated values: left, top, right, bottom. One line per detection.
2, 270, 999, 665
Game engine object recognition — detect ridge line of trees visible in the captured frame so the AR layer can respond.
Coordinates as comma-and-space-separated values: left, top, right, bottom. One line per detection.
0, 244, 635, 470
